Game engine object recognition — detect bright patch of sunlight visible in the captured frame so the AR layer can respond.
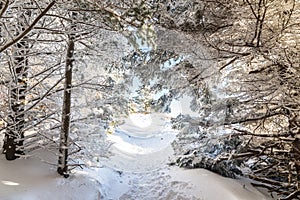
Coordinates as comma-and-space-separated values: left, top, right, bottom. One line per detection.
73, 170, 89, 175
107, 134, 151, 155
129, 113, 152, 128
2, 180, 20, 186
168, 99, 183, 117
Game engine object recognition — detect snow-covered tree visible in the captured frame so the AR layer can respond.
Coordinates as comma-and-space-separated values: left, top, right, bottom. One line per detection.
0, 0, 160, 175
156, 0, 300, 198
0, 0, 56, 160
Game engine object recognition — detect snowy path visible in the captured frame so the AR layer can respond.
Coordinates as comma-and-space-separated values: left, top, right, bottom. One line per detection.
99, 113, 272, 200
100, 113, 199, 200
0, 112, 273, 200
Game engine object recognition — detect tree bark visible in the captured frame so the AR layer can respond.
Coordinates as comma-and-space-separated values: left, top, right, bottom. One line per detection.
57, 12, 76, 177
3, 6, 30, 160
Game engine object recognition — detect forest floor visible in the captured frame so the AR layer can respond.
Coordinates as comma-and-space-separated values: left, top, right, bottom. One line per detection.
0, 113, 273, 200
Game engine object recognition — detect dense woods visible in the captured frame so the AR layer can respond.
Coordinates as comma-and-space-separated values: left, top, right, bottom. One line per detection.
0, 0, 299, 199
158, 0, 300, 199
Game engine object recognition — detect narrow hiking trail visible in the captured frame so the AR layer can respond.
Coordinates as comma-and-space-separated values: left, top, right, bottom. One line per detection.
99, 113, 272, 200
102, 113, 199, 200
0, 112, 273, 199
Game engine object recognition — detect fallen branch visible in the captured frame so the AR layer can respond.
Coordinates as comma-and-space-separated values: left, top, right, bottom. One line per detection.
280, 190, 300, 200
233, 128, 291, 138
249, 174, 291, 188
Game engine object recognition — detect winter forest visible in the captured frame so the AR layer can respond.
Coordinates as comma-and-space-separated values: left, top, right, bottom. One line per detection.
0, 0, 299, 199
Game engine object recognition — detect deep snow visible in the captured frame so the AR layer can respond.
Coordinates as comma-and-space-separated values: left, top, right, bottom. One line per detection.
0, 112, 273, 200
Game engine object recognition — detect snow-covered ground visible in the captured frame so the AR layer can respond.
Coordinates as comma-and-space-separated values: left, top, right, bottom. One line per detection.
0, 150, 101, 200
98, 113, 273, 200
0, 112, 273, 200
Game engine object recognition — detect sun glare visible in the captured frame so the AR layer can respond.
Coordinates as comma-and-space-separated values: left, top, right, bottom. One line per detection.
1, 180, 20, 186
129, 113, 152, 128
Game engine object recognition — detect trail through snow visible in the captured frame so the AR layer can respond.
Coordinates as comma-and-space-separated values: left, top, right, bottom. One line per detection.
0, 112, 273, 200
101, 113, 197, 200
98, 113, 272, 200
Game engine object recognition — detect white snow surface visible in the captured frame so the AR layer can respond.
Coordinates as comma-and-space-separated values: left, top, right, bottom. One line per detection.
0, 113, 273, 200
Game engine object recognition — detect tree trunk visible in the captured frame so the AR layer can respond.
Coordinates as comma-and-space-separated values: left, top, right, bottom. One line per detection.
3, 9, 30, 160
57, 12, 76, 177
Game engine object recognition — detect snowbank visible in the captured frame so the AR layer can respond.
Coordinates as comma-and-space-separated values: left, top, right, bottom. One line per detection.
0, 151, 101, 200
